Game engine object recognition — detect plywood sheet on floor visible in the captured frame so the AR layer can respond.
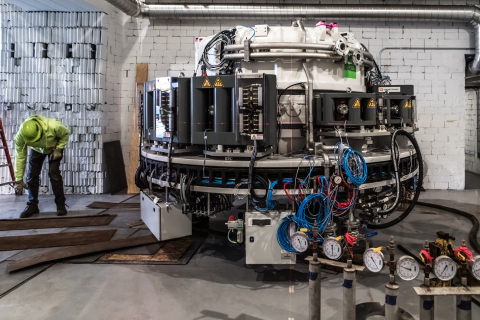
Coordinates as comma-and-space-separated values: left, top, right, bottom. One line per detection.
64, 228, 141, 263
97, 234, 207, 265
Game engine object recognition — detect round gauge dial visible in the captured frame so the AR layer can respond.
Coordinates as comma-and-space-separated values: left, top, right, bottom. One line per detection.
396, 256, 420, 281
333, 176, 342, 185
471, 256, 480, 280
323, 237, 343, 260
433, 255, 457, 281
363, 249, 385, 273
291, 232, 309, 253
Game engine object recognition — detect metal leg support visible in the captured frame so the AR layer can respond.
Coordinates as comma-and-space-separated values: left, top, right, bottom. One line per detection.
456, 295, 471, 320
385, 283, 400, 320
343, 261, 356, 320
309, 260, 321, 320
419, 295, 434, 320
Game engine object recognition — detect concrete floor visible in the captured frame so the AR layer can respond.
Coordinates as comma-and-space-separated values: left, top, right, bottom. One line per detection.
0, 190, 479, 319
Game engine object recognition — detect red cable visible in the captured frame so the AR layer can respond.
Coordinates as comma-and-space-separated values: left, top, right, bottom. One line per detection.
345, 233, 356, 246
420, 250, 433, 265
454, 247, 473, 262
298, 183, 305, 202
283, 182, 295, 201
345, 233, 356, 258
329, 180, 355, 215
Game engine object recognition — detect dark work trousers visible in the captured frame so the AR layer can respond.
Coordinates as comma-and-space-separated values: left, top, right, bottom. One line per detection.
27, 149, 66, 206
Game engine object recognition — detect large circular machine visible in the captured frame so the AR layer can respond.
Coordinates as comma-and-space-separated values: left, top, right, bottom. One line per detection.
136, 21, 423, 265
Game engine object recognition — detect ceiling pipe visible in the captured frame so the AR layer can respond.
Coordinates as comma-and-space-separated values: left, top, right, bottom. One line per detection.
104, 2, 480, 74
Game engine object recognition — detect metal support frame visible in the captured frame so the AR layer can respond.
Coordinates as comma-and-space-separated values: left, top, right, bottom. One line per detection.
414, 285, 480, 320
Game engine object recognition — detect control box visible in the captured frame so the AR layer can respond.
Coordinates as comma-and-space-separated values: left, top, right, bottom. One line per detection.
140, 191, 192, 241
245, 211, 296, 265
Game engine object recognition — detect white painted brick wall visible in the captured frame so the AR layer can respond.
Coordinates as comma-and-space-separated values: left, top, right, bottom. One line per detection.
465, 89, 480, 174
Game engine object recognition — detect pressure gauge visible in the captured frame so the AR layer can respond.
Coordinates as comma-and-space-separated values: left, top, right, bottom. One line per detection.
433, 255, 457, 281
333, 176, 342, 185
291, 232, 310, 253
363, 249, 385, 273
471, 256, 480, 280
323, 237, 343, 260
396, 256, 420, 281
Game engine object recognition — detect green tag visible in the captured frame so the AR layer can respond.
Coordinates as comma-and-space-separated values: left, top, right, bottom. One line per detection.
344, 61, 356, 79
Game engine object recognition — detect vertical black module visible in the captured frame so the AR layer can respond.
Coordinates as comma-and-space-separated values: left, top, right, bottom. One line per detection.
143, 77, 191, 145
190, 74, 277, 147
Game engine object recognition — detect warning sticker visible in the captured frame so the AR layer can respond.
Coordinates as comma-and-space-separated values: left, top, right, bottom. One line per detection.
352, 98, 361, 108
202, 77, 212, 88
367, 99, 376, 108
404, 100, 412, 108
251, 134, 264, 140
214, 77, 223, 87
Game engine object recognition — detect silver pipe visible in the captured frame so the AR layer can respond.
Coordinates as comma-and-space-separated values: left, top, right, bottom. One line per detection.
297, 19, 315, 154
303, 62, 314, 153
104, 2, 480, 73
135, 5, 480, 23
225, 43, 336, 51
224, 52, 342, 60
469, 24, 480, 74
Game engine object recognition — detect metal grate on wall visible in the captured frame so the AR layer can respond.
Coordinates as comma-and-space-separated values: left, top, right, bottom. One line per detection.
0, 1, 108, 195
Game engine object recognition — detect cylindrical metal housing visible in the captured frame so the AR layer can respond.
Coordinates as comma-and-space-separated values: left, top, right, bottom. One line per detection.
385, 283, 400, 320
419, 295, 434, 320
309, 260, 321, 320
343, 267, 356, 320
456, 295, 472, 320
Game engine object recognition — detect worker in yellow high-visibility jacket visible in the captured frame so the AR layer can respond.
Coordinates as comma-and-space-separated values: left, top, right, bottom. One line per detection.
14, 115, 70, 218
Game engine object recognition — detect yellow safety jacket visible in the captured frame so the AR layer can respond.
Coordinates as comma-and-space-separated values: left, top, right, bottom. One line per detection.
14, 115, 70, 180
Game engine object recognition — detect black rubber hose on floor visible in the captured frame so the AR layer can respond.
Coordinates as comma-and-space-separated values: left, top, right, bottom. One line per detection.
415, 201, 480, 254
368, 129, 423, 229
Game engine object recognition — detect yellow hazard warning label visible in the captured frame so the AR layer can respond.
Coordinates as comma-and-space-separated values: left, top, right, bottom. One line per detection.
367, 99, 376, 108
202, 77, 212, 88
214, 77, 223, 87
404, 100, 412, 108
352, 98, 360, 108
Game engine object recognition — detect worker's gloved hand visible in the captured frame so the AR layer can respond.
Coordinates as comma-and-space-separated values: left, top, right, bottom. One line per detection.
14, 180, 28, 195
50, 148, 63, 161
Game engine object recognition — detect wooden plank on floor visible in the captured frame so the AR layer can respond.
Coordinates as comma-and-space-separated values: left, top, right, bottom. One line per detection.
95, 234, 209, 265
99, 236, 194, 263
8, 235, 158, 272
0, 229, 116, 251
86, 202, 140, 209
0, 214, 117, 231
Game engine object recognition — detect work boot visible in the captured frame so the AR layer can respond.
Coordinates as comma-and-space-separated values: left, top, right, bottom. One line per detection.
56, 203, 68, 216
20, 204, 39, 218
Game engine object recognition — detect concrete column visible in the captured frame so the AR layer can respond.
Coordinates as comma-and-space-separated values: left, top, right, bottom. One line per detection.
309, 260, 321, 320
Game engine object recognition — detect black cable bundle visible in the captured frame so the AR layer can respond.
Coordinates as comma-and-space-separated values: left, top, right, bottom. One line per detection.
197, 29, 236, 74
360, 43, 391, 87
248, 140, 268, 201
